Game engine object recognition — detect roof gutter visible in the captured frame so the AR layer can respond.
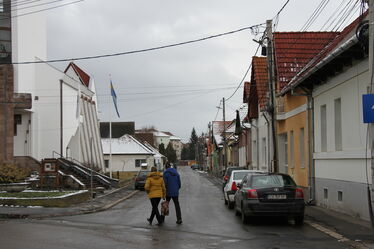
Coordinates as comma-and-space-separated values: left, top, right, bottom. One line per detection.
279, 34, 359, 96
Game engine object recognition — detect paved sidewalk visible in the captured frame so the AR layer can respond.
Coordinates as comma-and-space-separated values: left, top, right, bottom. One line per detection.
0, 184, 139, 219
202, 171, 374, 248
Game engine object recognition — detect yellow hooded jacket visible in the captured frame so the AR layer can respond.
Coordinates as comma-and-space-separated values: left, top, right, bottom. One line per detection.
144, 172, 166, 199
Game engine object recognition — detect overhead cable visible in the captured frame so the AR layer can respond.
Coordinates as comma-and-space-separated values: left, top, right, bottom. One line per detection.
8, 23, 265, 65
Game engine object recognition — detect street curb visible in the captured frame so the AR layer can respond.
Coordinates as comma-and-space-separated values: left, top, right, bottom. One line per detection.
0, 189, 140, 220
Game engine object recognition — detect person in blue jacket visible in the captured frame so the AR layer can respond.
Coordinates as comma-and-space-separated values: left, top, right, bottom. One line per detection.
163, 161, 182, 224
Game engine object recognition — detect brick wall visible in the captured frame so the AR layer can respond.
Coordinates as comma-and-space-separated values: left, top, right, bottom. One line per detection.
0, 65, 14, 162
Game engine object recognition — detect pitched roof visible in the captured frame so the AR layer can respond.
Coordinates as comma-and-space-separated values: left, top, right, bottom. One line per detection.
274, 31, 339, 91
279, 12, 368, 95
64, 62, 91, 87
212, 121, 232, 145
101, 134, 154, 155
251, 56, 268, 110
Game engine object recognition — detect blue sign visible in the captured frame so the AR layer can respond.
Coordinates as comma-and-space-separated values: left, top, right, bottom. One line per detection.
362, 94, 374, 123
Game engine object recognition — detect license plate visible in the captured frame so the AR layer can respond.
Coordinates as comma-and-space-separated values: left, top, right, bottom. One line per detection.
267, 194, 287, 199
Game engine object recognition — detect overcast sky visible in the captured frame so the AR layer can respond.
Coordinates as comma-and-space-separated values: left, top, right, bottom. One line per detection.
46, 0, 362, 142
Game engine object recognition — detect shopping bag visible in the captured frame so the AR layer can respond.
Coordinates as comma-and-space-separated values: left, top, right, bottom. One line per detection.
161, 200, 169, 216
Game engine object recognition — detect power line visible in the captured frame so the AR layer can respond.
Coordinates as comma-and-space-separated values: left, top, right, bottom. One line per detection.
225, 43, 261, 101
7, 23, 265, 65
0, 0, 83, 21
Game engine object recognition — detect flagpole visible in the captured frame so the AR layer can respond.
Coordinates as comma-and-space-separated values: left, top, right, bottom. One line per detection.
109, 76, 113, 178
78, 83, 81, 163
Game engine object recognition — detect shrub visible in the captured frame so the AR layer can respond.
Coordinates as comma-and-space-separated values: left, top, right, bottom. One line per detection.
0, 162, 28, 183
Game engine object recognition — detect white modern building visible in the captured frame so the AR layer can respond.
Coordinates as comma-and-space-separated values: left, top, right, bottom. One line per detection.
9, 2, 104, 170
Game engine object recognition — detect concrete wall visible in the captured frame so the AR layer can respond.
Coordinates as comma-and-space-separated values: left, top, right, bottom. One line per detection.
313, 58, 371, 220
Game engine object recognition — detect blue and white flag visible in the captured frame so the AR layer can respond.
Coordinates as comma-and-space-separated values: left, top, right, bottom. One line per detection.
110, 80, 120, 118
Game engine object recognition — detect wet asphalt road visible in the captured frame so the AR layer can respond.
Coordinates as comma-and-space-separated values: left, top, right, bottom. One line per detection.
0, 167, 349, 249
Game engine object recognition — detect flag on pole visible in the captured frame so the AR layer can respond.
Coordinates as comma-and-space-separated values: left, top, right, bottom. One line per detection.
110, 80, 120, 118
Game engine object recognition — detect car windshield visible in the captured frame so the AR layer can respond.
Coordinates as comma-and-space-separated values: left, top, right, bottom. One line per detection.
251, 175, 296, 188
233, 171, 249, 180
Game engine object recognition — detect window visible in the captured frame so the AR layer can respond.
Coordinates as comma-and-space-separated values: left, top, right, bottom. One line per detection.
321, 105, 327, 152
290, 131, 294, 168
338, 191, 343, 202
262, 137, 266, 166
300, 128, 305, 168
334, 98, 342, 151
104, 160, 109, 168
135, 159, 146, 167
253, 140, 257, 166
324, 188, 328, 199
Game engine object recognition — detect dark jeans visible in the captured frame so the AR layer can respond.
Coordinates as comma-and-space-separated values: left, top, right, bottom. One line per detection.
149, 197, 162, 224
166, 196, 182, 221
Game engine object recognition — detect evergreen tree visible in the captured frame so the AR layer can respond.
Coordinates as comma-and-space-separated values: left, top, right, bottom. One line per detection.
188, 128, 198, 160
166, 143, 177, 163
181, 146, 189, 160
158, 143, 166, 156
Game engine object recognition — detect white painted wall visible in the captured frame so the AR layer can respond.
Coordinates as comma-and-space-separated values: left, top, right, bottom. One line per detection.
12, 7, 46, 94
103, 154, 154, 172
238, 146, 246, 167
313, 59, 371, 184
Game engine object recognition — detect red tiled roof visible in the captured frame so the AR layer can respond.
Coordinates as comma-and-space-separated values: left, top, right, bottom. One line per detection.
64, 62, 91, 87
243, 81, 250, 103
251, 56, 268, 110
274, 31, 339, 90
280, 11, 368, 94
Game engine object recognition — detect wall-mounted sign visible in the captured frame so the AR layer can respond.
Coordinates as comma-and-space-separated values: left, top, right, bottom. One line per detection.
362, 94, 374, 123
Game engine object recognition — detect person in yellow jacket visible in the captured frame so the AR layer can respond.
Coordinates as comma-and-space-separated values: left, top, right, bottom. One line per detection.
144, 166, 166, 225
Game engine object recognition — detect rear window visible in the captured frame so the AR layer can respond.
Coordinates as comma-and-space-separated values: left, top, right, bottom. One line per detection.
226, 167, 245, 176
138, 171, 150, 177
233, 171, 249, 180
251, 175, 296, 188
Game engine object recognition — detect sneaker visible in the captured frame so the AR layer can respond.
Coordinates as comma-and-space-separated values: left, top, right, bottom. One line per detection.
176, 219, 182, 224
147, 218, 152, 225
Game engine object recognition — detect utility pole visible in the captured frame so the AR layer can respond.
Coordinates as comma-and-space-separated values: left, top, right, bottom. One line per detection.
223, 97, 227, 173
266, 20, 278, 173
368, 0, 374, 226
60, 79, 63, 157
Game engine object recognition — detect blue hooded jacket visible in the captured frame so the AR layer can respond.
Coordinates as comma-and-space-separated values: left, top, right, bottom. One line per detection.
163, 168, 181, 197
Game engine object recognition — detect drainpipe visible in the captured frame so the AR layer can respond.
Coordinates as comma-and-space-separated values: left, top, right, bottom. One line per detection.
308, 95, 316, 204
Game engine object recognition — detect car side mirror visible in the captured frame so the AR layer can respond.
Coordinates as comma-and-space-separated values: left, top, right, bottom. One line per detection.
237, 183, 242, 189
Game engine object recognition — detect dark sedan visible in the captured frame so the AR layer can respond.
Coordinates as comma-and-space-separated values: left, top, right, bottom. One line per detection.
234, 173, 305, 225
134, 170, 150, 190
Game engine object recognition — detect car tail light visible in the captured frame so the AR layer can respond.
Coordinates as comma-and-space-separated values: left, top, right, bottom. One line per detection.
224, 175, 229, 181
247, 189, 258, 199
231, 181, 238, 191
295, 188, 304, 199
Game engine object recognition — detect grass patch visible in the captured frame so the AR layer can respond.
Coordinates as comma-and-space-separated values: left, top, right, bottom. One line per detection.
0, 191, 74, 198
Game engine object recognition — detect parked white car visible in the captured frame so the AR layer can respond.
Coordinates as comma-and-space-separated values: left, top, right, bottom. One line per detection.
223, 170, 264, 209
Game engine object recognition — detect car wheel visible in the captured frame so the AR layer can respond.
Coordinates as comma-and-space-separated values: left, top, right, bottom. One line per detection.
294, 215, 304, 226
241, 204, 249, 224
228, 201, 234, 209
235, 203, 240, 216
